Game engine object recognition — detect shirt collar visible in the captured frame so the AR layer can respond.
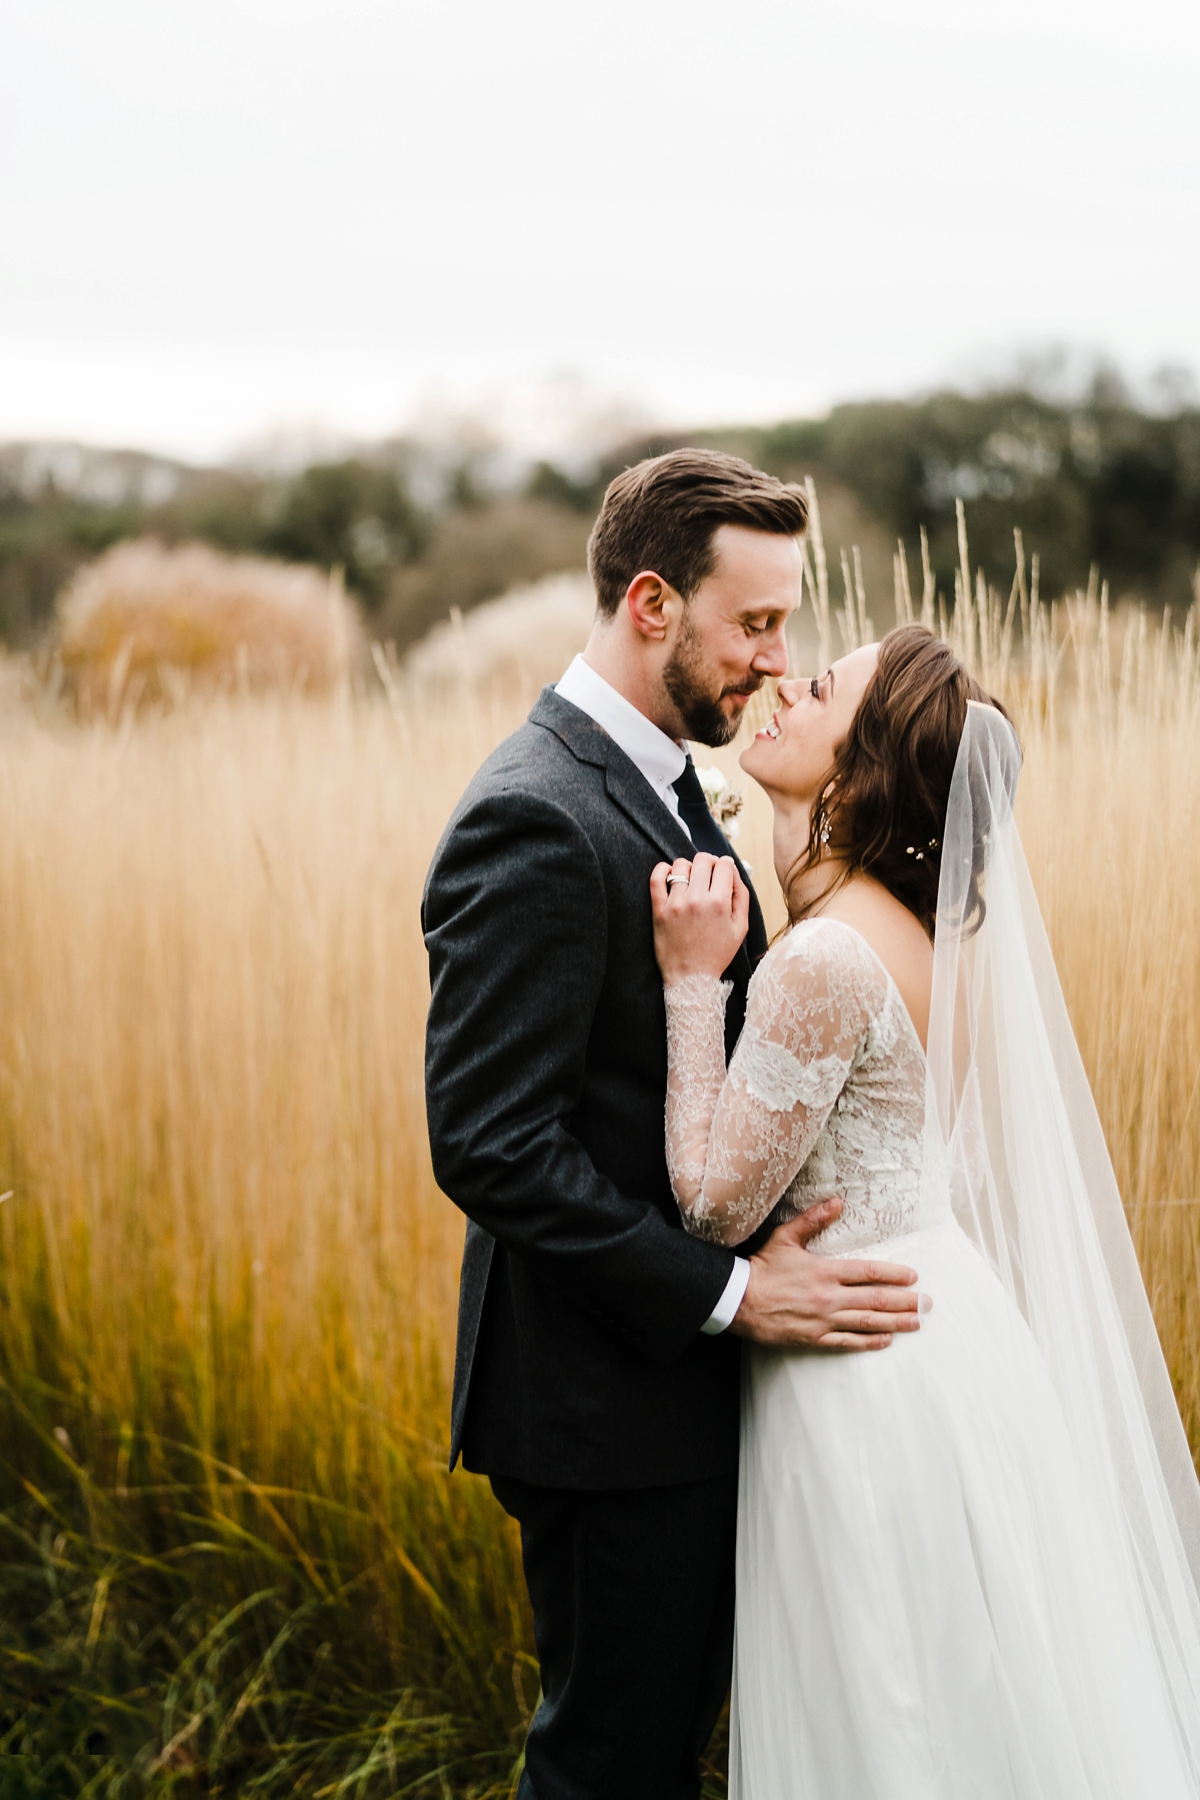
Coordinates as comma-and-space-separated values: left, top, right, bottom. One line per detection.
555, 654, 687, 793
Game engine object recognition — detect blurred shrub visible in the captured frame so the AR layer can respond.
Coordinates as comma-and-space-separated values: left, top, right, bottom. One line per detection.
0, 495, 141, 644
55, 539, 363, 715
525, 459, 602, 514
266, 459, 429, 607
152, 466, 277, 554
379, 499, 592, 650
401, 571, 595, 694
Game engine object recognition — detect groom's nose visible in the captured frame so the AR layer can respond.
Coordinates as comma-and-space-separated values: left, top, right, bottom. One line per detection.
751, 621, 789, 678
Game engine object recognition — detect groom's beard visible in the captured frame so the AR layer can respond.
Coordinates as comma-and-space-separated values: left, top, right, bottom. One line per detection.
662, 611, 763, 747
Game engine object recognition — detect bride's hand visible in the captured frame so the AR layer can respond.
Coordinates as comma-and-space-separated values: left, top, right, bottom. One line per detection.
650, 852, 750, 984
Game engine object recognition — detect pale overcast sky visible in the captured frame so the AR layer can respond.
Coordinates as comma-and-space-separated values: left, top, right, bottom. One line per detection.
2, 0, 1198, 461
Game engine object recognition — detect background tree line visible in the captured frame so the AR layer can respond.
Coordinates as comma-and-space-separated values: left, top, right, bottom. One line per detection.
2, 383, 1198, 651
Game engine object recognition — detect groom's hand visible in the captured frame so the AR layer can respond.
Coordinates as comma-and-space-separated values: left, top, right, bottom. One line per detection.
729, 1200, 928, 1351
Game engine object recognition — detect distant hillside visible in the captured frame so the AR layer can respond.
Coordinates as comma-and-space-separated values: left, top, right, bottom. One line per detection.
3, 388, 1197, 648
740, 390, 1200, 611
0, 437, 591, 649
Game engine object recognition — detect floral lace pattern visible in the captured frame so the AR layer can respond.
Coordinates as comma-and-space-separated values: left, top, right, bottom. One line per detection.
663, 919, 932, 1252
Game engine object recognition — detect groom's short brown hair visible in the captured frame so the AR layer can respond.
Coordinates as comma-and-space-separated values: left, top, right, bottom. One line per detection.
587, 448, 809, 617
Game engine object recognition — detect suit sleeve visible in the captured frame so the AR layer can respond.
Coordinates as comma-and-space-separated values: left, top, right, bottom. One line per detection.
422, 787, 736, 1364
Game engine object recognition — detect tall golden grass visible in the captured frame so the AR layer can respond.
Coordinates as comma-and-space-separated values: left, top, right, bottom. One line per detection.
0, 526, 1197, 1793
0, 677, 548, 1793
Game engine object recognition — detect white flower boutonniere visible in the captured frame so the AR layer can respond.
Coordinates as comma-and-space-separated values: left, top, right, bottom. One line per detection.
694, 766, 744, 843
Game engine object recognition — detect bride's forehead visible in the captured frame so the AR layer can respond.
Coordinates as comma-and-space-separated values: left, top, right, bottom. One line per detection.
834, 644, 880, 685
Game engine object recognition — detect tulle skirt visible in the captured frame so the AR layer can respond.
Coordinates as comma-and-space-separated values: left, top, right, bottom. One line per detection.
730, 1220, 1199, 1799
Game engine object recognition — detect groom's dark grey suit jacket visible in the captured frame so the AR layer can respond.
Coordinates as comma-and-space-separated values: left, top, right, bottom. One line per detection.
422, 686, 766, 1490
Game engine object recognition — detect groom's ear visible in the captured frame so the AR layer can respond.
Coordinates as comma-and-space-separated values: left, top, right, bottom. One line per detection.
625, 571, 681, 643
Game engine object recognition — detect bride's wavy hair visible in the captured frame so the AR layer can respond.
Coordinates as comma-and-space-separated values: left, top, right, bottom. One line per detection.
788, 625, 1012, 938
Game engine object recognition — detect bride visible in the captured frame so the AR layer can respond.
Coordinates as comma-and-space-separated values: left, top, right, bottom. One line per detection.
650, 624, 1200, 1797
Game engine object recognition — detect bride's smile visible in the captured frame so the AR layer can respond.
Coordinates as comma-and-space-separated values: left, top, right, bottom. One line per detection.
739, 642, 879, 808
738, 642, 883, 922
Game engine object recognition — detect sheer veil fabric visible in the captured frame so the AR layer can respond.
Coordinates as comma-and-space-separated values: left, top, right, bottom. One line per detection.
925, 702, 1200, 1764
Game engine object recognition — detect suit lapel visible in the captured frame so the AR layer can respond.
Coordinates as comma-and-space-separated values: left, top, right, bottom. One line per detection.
606, 752, 768, 972
531, 687, 695, 864
602, 755, 697, 864
531, 684, 768, 966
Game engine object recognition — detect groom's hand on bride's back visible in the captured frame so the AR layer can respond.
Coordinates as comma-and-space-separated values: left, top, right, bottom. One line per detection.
729, 1201, 930, 1351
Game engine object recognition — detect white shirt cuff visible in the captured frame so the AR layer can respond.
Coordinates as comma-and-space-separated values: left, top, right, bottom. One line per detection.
701, 1257, 751, 1335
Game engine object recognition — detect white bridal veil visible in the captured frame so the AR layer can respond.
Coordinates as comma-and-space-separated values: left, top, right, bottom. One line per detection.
925, 701, 1200, 1761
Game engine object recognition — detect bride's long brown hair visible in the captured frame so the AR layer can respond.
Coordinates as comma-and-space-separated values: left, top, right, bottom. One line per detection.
785, 625, 1011, 937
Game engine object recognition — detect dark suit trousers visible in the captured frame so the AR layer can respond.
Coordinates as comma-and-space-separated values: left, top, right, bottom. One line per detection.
491, 1472, 738, 1800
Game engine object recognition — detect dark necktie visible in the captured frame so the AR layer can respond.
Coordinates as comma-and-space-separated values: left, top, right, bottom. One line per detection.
672, 752, 768, 1060
671, 754, 739, 860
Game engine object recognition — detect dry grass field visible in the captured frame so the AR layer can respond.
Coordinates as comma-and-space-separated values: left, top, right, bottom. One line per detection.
0, 523, 1197, 1794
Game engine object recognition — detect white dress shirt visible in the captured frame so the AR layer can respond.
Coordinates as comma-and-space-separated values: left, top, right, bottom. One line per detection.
555, 653, 751, 1336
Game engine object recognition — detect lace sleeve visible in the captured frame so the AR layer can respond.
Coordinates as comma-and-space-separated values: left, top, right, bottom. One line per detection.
663, 974, 736, 1219
664, 922, 885, 1246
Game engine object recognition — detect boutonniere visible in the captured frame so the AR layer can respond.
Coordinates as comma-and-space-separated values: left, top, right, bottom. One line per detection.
695, 766, 744, 843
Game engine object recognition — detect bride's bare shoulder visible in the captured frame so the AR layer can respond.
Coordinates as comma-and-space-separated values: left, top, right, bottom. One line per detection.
810, 882, 933, 1050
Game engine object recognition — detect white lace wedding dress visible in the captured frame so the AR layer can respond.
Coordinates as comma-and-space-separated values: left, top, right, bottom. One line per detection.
665, 916, 1200, 1798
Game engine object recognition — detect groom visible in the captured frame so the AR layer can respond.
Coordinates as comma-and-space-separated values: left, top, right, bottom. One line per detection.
423, 449, 922, 1799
